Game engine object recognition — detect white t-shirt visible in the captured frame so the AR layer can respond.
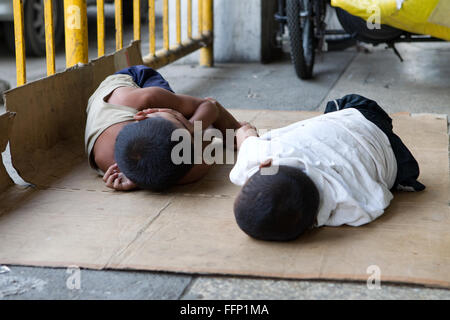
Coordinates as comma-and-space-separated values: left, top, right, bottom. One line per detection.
230, 108, 397, 227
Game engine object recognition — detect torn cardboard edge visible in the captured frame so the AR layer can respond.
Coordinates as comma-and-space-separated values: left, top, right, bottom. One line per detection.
1, 259, 449, 290
0, 112, 15, 192
3, 41, 143, 186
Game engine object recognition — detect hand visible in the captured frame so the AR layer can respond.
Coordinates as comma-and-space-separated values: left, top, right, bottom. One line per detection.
236, 122, 258, 150
134, 108, 194, 134
103, 163, 137, 191
157, 108, 195, 134
238, 122, 257, 133
134, 108, 159, 121
152, 107, 184, 118
239, 121, 252, 127
204, 97, 217, 104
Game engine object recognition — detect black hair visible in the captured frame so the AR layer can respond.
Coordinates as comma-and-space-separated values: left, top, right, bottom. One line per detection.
233, 165, 320, 241
114, 117, 193, 191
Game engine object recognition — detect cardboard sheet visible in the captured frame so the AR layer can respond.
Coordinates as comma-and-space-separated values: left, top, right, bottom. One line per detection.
4, 42, 143, 186
0, 112, 15, 192
0, 44, 449, 288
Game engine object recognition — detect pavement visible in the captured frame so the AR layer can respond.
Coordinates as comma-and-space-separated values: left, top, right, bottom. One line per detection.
1, 6, 450, 300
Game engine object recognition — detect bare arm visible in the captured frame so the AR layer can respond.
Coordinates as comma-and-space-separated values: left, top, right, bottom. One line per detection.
204, 98, 241, 134
111, 87, 242, 131
111, 87, 218, 129
236, 123, 258, 150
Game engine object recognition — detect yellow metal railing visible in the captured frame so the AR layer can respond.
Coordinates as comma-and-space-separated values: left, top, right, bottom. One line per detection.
97, 0, 105, 57
44, 0, 56, 76
13, 0, 214, 86
13, 0, 26, 86
65, 0, 89, 67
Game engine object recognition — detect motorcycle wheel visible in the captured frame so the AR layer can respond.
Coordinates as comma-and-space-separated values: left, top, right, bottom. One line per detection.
286, 0, 315, 80
4, 0, 64, 57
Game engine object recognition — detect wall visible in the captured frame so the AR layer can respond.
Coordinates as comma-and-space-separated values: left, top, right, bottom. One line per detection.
168, 0, 276, 63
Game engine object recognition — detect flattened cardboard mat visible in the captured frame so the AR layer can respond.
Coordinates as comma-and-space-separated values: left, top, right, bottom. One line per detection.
0, 112, 15, 192
0, 45, 449, 288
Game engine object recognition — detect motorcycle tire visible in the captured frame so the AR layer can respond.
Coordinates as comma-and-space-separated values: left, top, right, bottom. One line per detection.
4, 0, 64, 57
286, 0, 315, 80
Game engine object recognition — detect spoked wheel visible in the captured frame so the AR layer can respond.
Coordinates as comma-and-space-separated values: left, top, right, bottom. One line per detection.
286, 0, 315, 79
4, 0, 64, 56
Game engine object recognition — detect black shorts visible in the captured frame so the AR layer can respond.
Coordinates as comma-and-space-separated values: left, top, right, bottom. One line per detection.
325, 94, 425, 191
115, 65, 174, 93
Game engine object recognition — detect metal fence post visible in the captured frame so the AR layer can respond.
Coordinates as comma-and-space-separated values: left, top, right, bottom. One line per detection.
133, 0, 141, 41
163, 0, 169, 51
64, 0, 88, 68
149, 0, 156, 56
200, 0, 213, 67
44, 0, 56, 76
13, 0, 26, 86
97, 0, 105, 57
115, 0, 123, 50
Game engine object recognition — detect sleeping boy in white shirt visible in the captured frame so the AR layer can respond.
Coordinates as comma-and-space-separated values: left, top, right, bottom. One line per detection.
230, 94, 425, 241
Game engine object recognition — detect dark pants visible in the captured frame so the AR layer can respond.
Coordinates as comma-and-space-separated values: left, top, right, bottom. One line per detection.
115, 65, 175, 93
325, 94, 425, 191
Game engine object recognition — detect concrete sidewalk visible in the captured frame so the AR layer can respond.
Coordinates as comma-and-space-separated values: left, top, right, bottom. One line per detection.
1, 42, 449, 300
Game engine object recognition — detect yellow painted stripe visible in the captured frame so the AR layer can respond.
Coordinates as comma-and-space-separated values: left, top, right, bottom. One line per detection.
163, 0, 169, 50
115, 0, 123, 50
44, 0, 55, 76
97, 0, 105, 57
64, 0, 89, 68
133, 0, 141, 40
13, 0, 26, 85
149, 0, 155, 55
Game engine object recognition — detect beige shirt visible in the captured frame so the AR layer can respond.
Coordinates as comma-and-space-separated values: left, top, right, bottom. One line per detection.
84, 74, 139, 173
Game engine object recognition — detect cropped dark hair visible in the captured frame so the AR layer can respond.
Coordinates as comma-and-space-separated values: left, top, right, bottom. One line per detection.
114, 117, 193, 191
234, 165, 320, 241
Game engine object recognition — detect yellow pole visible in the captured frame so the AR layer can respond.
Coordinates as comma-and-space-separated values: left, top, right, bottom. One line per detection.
176, 0, 181, 45
198, 0, 203, 36
133, 0, 141, 40
187, 0, 192, 39
149, 0, 155, 56
13, 0, 26, 85
44, 0, 55, 76
64, 0, 88, 68
115, 0, 123, 50
97, 0, 105, 57
200, 0, 213, 67
163, 0, 169, 51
